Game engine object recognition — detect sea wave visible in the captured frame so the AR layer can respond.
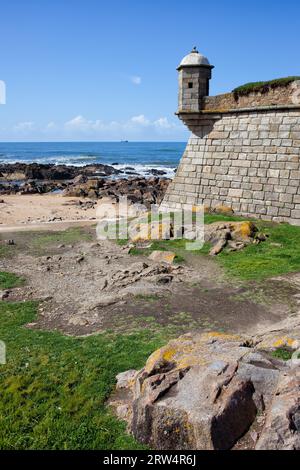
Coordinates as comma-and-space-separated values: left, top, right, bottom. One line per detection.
0, 156, 176, 179
0, 154, 98, 166
111, 163, 176, 179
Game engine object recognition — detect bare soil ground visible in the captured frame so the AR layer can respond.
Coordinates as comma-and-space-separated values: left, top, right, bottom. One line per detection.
1, 225, 299, 338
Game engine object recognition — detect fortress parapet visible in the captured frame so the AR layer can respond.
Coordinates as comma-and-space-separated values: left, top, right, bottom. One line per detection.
161, 48, 300, 224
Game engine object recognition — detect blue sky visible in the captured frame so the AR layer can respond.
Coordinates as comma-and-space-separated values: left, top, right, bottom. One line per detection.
0, 0, 299, 142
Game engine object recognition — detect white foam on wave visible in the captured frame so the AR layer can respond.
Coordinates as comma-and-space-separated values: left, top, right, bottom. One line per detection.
0, 158, 177, 179
111, 163, 176, 179
0, 155, 97, 166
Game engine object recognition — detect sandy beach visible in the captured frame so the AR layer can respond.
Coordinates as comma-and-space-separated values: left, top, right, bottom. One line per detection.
0, 194, 98, 231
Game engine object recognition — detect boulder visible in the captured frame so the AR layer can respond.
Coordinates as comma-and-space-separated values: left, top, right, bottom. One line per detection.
110, 332, 300, 450
130, 221, 173, 243
205, 221, 259, 255
148, 250, 176, 264
213, 204, 234, 216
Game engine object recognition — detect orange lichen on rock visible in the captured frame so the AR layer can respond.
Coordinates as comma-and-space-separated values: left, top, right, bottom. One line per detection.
230, 221, 257, 239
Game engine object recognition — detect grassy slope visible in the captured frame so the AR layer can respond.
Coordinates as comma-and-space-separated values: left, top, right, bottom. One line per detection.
0, 300, 166, 449
121, 214, 300, 280
217, 222, 300, 280
1, 219, 300, 449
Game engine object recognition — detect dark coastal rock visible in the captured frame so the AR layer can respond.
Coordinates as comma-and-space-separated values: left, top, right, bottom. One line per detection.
0, 163, 170, 206
147, 168, 167, 176
0, 162, 121, 182
62, 176, 170, 208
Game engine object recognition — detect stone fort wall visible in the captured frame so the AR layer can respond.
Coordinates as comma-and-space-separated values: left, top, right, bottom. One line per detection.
161, 106, 300, 224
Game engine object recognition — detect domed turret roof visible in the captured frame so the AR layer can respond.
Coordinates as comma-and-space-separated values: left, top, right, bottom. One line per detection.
178, 47, 211, 68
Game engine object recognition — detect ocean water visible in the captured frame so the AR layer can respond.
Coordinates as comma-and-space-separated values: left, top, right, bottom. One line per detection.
0, 142, 186, 178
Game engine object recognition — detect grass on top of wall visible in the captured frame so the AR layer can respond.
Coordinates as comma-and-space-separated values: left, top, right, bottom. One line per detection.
233, 76, 300, 98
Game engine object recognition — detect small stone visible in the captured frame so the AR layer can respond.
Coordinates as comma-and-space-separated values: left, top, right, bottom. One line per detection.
157, 275, 173, 284
0, 290, 9, 301
255, 232, 268, 242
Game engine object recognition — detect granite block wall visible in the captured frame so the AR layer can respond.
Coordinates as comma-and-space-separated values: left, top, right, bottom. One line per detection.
161, 108, 300, 224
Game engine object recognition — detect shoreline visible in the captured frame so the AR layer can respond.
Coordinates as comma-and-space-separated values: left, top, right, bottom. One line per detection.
0, 163, 170, 229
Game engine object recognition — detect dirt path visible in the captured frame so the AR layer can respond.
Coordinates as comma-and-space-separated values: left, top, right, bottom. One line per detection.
1, 226, 299, 338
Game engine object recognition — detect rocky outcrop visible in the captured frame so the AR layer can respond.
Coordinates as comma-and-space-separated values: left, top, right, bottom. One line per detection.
0, 162, 170, 207
110, 332, 300, 450
0, 162, 121, 181
205, 221, 266, 255
128, 217, 265, 254
256, 369, 300, 450
63, 177, 169, 208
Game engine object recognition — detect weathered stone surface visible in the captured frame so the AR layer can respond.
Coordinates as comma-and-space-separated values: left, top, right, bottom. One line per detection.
160, 108, 300, 225
209, 239, 227, 256
213, 205, 234, 216
148, 251, 176, 264
130, 221, 173, 243
256, 368, 300, 450
111, 332, 300, 450
116, 370, 137, 390
205, 220, 260, 255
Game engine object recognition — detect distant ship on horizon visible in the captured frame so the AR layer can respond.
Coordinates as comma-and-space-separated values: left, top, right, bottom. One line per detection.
120, 140, 129, 143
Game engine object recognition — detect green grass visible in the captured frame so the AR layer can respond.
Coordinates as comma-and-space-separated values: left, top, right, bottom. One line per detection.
0, 272, 25, 289
0, 300, 166, 449
271, 348, 293, 361
31, 227, 92, 250
233, 76, 300, 98
217, 221, 300, 280
116, 213, 300, 280
204, 214, 247, 224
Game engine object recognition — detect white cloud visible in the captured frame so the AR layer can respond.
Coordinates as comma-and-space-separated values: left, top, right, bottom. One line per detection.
130, 75, 142, 85
2, 114, 187, 141
14, 121, 35, 131
154, 117, 174, 129
46, 121, 56, 129
64, 115, 105, 132
130, 114, 150, 126
0, 80, 6, 105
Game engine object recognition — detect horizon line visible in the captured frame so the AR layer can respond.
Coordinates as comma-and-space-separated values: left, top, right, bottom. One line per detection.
0, 140, 187, 144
